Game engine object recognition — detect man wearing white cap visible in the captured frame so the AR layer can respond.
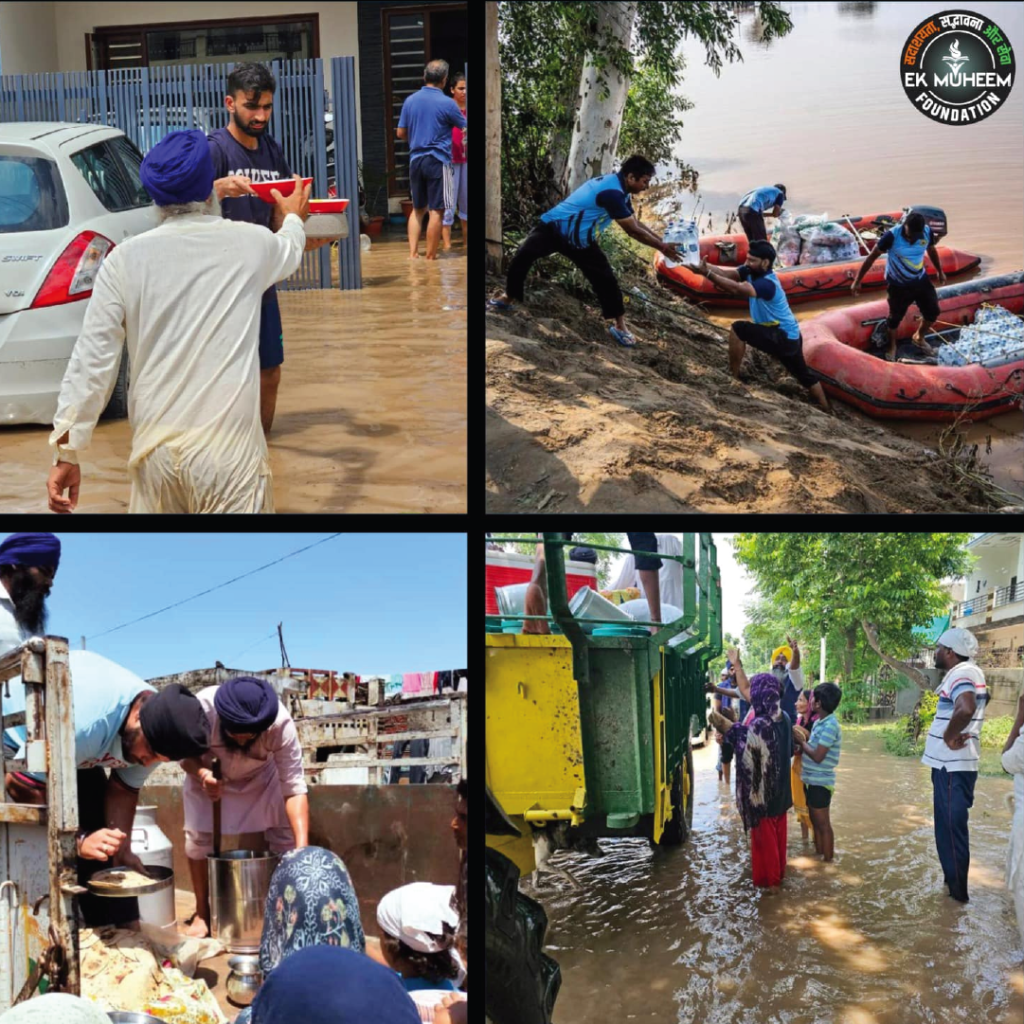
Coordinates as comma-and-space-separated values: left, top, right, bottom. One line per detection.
376, 881, 461, 993
920, 627, 987, 903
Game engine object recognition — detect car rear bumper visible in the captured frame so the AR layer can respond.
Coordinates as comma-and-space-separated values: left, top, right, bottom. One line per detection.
0, 302, 83, 426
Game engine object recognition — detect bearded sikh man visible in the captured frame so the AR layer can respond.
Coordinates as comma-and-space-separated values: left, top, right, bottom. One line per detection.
180, 675, 309, 937
0, 532, 60, 654
47, 129, 311, 515
2, 651, 209, 925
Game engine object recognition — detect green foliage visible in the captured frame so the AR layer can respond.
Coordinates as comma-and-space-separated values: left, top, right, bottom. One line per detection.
981, 714, 1014, 750
918, 690, 939, 737
733, 533, 974, 666
618, 59, 695, 178
882, 719, 921, 757
497, 1, 793, 234
709, 632, 741, 679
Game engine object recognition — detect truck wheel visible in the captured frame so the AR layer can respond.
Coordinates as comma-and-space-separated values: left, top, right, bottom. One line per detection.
100, 344, 130, 420
485, 847, 561, 1024
659, 745, 695, 845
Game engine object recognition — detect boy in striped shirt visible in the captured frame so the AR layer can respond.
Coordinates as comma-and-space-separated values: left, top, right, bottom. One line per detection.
920, 627, 986, 903
795, 683, 843, 862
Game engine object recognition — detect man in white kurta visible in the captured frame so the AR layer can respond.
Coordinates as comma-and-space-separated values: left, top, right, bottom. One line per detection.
46, 129, 309, 514
0, 532, 60, 656
179, 675, 308, 937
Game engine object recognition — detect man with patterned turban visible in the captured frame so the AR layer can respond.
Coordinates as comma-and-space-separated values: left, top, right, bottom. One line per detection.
0, 532, 61, 653
180, 675, 309, 936
47, 128, 312, 515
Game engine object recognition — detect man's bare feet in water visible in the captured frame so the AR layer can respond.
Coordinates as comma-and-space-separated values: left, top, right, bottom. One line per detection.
183, 913, 210, 938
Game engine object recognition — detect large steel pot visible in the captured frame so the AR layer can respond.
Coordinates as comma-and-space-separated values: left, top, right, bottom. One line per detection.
207, 849, 279, 953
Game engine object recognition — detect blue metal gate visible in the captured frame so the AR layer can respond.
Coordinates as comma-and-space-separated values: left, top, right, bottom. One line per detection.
0, 59, 362, 290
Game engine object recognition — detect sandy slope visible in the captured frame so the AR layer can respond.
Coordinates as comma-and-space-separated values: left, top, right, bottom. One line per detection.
485, 278, 994, 514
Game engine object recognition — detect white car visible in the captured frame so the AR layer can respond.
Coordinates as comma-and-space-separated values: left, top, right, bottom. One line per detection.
0, 123, 159, 425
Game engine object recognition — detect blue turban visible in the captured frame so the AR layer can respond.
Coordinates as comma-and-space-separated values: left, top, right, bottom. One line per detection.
140, 129, 215, 206
0, 533, 61, 570
215, 676, 280, 733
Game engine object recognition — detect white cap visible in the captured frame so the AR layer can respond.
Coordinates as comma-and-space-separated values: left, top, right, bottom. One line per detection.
936, 627, 978, 659
377, 882, 458, 954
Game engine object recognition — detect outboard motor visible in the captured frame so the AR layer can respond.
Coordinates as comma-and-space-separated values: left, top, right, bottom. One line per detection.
901, 205, 948, 241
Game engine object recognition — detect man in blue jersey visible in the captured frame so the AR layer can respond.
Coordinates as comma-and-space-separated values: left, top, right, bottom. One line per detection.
737, 184, 786, 242
850, 211, 947, 362
488, 156, 681, 347
686, 240, 832, 413
207, 63, 327, 436
397, 60, 467, 261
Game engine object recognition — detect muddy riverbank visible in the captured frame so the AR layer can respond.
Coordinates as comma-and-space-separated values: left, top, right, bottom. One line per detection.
530, 731, 1023, 1024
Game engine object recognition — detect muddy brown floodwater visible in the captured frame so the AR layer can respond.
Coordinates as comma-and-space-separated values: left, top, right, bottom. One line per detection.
0, 233, 466, 514
529, 733, 1023, 1024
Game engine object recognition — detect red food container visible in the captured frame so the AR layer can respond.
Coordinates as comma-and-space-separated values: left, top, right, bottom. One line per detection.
309, 199, 350, 214
249, 177, 314, 203
485, 549, 598, 616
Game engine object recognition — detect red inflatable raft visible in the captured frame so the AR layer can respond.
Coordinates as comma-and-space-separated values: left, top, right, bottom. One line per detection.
653, 210, 981, 306
801, 272, 1024, 421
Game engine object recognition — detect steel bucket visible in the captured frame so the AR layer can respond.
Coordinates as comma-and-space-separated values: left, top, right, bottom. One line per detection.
207, 849, 279, 953
568, 586, 635, 632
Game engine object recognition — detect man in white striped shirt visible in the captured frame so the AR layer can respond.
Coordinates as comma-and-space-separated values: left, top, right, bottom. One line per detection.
921, 627, 987, 903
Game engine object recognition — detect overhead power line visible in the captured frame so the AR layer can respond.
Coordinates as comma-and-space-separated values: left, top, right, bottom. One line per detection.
87, 534, 344, 640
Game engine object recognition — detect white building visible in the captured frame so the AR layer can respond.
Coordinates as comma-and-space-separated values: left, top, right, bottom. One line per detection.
952, 532, 1024, 667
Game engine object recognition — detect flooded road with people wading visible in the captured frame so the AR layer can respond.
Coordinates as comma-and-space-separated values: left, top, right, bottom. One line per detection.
655, 0, 1023, 498
531, 734, 1023, 1024
0, 234, 466, 513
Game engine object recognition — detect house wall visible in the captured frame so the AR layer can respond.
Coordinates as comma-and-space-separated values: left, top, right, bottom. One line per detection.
140, 782, 460, 937
0, 1, 58, 75
5, 2, 362, 155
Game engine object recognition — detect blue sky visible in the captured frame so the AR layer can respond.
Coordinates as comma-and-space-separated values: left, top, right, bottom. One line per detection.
3, 533, 466, 681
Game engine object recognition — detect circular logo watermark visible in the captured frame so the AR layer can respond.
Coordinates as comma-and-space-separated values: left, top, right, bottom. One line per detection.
901, 9, 1015, 124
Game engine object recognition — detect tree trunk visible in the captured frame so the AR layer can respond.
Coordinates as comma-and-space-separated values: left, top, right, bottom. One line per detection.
564, 0, 637, 194
485, 1, 503, 273
860, 620, 931, 690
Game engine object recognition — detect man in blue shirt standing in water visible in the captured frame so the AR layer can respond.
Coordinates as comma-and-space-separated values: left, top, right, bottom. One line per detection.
489, 156, 681, 347
686, 239, 832, 413
398, 60, 467, 261
208, 63, 329, 436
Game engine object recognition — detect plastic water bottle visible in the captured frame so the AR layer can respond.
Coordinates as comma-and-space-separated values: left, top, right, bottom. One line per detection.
360, 234, 371, 252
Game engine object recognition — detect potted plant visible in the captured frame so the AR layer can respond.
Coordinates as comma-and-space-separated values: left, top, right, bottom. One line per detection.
359, 162, 399, 236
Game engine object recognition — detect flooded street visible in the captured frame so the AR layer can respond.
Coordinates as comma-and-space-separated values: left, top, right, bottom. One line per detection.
533, 734, 1023, 1024
666, 0, 1023, 497
0, 233, 466, 513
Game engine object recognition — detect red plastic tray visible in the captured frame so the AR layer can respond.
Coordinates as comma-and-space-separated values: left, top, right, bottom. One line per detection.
309, 199, 350, 214
249, 177, 313, 204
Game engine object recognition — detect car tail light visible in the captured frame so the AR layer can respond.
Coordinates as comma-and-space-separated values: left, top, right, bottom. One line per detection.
30, 231, 115, 309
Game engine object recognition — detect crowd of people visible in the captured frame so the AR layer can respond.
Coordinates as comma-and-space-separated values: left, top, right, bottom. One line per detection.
0, 531, 468, 1022
488, 156, 950, 413
44, 56, 465, 514
707, 638, 843, 887
703, 622, 1024, 941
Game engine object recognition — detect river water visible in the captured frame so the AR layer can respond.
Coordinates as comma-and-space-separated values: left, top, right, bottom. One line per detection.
663, 1, 1023, 498
533, 735, 1022, 1024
